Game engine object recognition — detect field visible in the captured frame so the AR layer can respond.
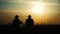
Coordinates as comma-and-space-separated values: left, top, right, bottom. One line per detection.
0, 25, 60, 34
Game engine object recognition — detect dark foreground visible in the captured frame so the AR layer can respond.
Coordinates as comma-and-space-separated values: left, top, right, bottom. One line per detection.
0, 25, 60, 34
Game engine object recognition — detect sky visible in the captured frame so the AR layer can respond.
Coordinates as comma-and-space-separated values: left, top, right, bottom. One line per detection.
0, 0, 60, 25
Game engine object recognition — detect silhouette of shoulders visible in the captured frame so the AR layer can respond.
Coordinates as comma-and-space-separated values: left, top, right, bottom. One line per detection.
25, 15, 34, 26
12, 15, 22, 27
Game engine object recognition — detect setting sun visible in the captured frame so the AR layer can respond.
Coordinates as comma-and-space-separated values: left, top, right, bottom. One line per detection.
31, 2, 44, 14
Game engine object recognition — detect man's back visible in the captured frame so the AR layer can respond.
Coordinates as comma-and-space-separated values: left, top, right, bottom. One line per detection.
25, 15, 34, 26
13, 19, 20, 26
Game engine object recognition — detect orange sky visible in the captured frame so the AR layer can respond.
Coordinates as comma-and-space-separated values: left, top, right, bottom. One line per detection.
0, 0, 60, 25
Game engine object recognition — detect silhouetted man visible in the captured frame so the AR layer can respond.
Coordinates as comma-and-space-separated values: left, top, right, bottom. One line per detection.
12, 15, 23, 30
25, 15, 34, 26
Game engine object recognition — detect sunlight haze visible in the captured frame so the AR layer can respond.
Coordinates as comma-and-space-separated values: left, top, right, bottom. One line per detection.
0, 0, 60, 25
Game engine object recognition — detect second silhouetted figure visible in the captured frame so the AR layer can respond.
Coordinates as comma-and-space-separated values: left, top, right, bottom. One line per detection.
25, 15, 34, 26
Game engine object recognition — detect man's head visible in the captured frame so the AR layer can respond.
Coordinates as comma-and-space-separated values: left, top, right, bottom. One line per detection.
15, 15, 19, 19
27, 15, 31, 19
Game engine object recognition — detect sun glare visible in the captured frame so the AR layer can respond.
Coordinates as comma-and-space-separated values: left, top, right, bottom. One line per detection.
31, 2, 44, 15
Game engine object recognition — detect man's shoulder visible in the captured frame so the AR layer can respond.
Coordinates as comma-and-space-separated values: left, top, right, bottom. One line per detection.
26, 19, 29, 20
27, 18, 33, 20
31, 19, 33, 20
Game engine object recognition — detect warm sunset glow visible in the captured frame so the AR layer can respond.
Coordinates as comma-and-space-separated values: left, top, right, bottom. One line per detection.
31, 2, 44, 15
0, 0, 60, 25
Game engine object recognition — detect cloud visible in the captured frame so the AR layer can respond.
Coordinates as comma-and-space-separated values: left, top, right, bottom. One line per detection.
0, 0, 59, 10
0, 0, 59, 3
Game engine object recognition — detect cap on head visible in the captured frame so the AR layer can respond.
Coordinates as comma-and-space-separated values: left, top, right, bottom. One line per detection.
28, 15, 31, 17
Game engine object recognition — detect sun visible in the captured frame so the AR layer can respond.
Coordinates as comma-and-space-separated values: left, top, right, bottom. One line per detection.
31, 2, 44, 14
